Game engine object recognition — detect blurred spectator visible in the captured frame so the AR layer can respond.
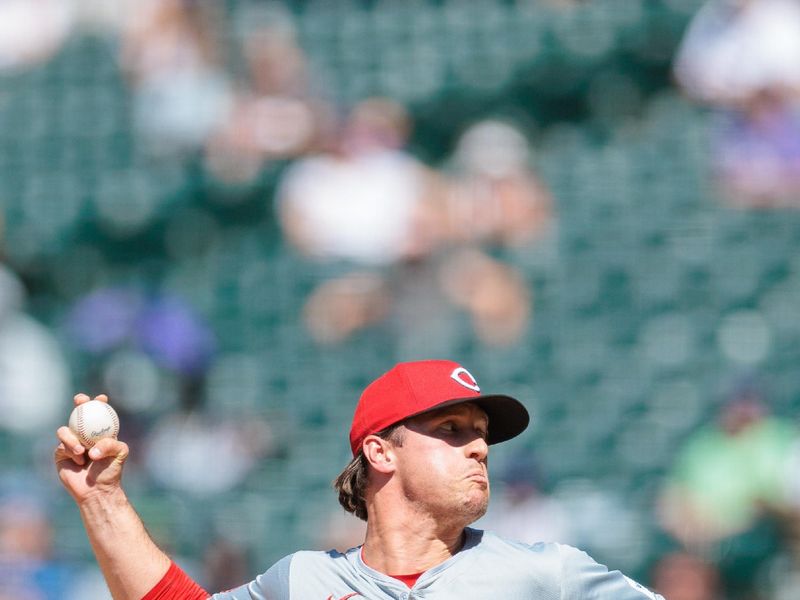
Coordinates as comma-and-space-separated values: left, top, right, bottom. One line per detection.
659, 382, 798, 545
475, 452, 574, 545
674, 0, 800, 206
301, 271, 391, 345
63, 286, 218, 468
439, 248, 532, 347
279, 109, 549, 348
0, 0, 74, 73
276, 97, 443, 344
674, 0, 800, 107
433, 118, 555, 346
710, 92, 800, 207
658, 380, 800, 597
204, 3, 332, 185
119, 0, 232, 157
442, 119, 554, 248
0, 495, 74, 599
278, 97, 439, 267
0, 264, 70, 435
137, 294, 218, 377
143, 404, 274, 496
62, 285, 274, 496
650, 551, 724, 600
65, 287, 216, 378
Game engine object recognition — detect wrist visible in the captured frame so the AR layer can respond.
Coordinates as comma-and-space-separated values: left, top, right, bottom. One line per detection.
78, 486, 130, 515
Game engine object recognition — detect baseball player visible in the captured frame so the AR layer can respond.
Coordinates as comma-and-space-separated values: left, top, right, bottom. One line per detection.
55, 359, 664, 599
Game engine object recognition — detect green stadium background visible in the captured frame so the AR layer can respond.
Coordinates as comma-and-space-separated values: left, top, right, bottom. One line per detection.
2, 0, 798, 597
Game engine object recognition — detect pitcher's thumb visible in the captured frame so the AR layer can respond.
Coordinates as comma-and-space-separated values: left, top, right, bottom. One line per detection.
88, 438, 129, 463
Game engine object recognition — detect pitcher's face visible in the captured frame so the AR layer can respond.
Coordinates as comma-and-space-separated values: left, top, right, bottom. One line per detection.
392, 403, 491, 525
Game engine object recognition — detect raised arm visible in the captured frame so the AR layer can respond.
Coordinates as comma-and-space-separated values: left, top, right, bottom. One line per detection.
54, 394, 181, 600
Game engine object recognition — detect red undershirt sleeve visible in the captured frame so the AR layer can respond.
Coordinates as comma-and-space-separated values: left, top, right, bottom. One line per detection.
141, 560, 210, 600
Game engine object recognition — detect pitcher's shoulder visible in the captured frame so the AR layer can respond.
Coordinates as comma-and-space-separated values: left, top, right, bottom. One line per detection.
473, 527, 563, 554
467, 528, 566, 569
290, 546, 362, 571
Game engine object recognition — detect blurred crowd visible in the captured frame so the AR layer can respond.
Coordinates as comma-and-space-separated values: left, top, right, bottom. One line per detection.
674, 0, 800, 208
2, 0, 800, 599
656, 380, 800, 599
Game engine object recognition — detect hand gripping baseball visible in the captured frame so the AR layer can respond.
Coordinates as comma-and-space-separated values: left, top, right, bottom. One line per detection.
55, 394, 129, 504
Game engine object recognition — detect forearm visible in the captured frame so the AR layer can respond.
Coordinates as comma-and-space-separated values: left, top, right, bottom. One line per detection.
79, 488, 172, 600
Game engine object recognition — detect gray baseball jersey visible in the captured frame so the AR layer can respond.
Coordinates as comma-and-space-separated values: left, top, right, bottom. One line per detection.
210, 528, 663, 599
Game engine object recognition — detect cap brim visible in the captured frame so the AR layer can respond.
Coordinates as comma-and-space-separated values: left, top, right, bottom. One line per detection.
408, 394, 530, 445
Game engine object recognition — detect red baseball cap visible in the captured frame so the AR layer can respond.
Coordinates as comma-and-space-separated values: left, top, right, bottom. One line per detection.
349, 359, 530, 456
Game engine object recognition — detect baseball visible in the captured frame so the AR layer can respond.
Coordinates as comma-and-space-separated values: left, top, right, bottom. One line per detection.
68, 400, 120, 448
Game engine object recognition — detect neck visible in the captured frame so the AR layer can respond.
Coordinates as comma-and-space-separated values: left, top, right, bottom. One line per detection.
361, 506, 467, 575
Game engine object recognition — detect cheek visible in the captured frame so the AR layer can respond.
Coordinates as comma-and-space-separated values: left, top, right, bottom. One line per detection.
399, 446, 453, 486
426, 451, 479, 496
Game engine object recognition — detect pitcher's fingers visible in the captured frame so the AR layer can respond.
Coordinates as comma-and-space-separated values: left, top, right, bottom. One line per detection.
57, 425, 85, 455
73, 393, 92, 406
73, 393, 109, 406
88, 438, 129, 463
54, 440, 86, 466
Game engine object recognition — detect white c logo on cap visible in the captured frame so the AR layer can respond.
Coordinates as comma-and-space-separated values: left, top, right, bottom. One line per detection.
450, 367, 481, 392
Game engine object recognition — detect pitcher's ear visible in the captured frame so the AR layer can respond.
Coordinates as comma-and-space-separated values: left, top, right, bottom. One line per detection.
362, 435, 396, 474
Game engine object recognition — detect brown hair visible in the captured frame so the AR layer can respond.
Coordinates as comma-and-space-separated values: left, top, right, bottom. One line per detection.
333, 424, 404, 521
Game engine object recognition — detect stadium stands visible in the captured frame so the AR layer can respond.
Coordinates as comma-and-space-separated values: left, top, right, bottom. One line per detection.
5, 0, 800, 595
